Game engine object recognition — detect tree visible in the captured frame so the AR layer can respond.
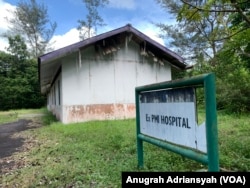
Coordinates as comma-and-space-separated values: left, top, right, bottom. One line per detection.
7, 35, 29, 62
3, 35, 29, 76
0, 35, 45, 110
212, 36, 250, 113
0, 51, 12, 77
156, 0, 231, 65
5, 0, 57, 58
173, 0, 250, 60
78, 0, 109, 40
178, 0, 250, 29
156, 0, 250, 113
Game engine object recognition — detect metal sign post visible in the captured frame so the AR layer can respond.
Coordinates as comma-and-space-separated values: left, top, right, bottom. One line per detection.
135, 73, 219, 172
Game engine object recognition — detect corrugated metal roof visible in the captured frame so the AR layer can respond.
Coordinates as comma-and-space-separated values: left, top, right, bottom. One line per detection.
38, 24, 190, 94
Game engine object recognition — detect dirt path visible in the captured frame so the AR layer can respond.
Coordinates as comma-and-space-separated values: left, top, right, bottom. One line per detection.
0, 119, 33, 158
0, 116, 43, 174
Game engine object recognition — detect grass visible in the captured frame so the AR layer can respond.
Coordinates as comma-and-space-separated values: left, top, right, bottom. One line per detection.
0, 109, 250, 187
0, 108, 47, 124
218, 112, 250, 171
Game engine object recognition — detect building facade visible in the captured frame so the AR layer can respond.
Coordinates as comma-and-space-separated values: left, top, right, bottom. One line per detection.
38, 24, 189, 124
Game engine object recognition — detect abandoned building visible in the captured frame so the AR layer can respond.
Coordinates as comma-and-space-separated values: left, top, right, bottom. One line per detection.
38, 24, 189, 124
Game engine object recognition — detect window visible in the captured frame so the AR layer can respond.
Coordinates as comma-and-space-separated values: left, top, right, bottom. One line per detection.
58, 80, 61, 105
54, 85, 56, 105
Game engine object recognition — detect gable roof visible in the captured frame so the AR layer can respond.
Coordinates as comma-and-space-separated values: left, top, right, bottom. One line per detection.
38, 24, 190, 94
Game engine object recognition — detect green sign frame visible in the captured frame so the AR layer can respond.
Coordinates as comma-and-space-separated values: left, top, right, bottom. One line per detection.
135, 73, 219, 172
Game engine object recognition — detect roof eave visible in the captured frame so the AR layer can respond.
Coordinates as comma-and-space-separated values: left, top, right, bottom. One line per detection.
38, 24, 191, 94
38, 24, 187, 67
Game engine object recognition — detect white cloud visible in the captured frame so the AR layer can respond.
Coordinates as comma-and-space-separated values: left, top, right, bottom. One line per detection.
108, 0, 136, 10
0, 0, 15, 31
49, 28, 81, 51
129, 21, 165, 46
0, 0, 80, 53
141, 26, 165, 46
0, 0, 15, 52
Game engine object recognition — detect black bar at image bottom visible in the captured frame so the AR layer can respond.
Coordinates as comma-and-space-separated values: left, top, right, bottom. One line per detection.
122, 172, 250, 188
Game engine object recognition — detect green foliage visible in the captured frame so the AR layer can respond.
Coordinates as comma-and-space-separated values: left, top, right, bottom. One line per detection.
215, 60, 250, 113
230, 0, 250, 29
7, 35, 29, 61
156, 0, 230, 64
41, 109, 58, 125
171, 67, 187, 80
0, 36, 45, 110
157, 0, 250, 113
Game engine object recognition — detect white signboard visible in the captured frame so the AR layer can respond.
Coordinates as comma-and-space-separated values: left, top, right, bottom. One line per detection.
139, 87, 207, 153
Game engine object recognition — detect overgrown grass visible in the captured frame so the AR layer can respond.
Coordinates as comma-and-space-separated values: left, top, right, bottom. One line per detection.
0, 109, 250, 187
0, 111, 18, 124
0, 108, 46, 124
218, 112, 250, 171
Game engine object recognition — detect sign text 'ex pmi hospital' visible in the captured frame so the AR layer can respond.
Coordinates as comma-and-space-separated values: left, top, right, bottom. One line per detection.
139, 87, 206, 153
145, 113, 190, 129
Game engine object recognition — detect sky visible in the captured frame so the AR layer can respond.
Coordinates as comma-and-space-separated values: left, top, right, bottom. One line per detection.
0, 0, 176, 52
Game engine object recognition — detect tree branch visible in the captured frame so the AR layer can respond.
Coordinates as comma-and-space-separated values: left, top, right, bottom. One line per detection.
213, 27, 250, 42
230, 0, 250, 26
239, 52, 250, 58
181, 0, 238, 13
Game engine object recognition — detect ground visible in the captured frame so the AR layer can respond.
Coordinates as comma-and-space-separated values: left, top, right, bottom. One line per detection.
0, 115, 42, 175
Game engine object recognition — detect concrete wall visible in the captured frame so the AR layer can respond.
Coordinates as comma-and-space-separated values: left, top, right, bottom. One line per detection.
48, 40, 172, 123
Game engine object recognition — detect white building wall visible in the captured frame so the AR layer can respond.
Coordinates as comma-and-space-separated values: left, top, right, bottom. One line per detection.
61, 41, 172, 123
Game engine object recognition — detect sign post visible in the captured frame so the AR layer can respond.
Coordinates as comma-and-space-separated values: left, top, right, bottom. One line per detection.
135, 73, 219, 171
